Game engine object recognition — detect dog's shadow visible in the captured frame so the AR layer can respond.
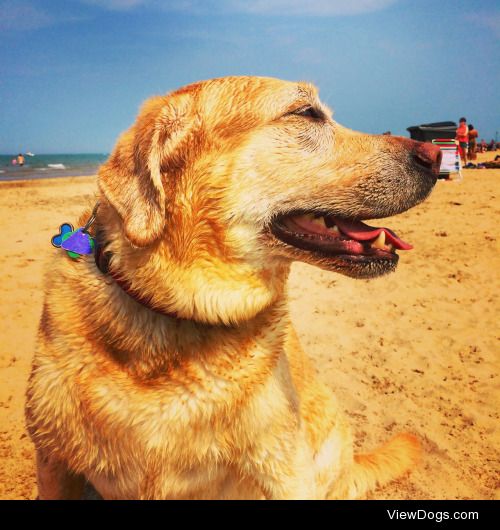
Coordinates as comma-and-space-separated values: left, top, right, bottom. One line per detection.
82, 482, 103, 500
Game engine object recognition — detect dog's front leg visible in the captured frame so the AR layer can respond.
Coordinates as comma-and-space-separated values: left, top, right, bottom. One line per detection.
260, 470, 317, 500
244, 435, 317, 500
35, 449, 85, 500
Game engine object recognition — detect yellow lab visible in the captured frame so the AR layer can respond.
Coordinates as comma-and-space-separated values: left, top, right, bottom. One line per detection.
26, 76, 441, 499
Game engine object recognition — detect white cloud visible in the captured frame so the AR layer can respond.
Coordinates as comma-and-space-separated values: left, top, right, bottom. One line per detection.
226, 0, 398, 16
81, 0, 149, 10
80, 0, 399, 16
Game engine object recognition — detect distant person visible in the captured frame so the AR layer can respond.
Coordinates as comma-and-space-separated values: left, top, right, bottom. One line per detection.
480, 138, 487, 152
11, 158, 17, 166
482, 159, 500, 168
488, 139, 497, 151
17, 153, 25, 166
455, 117, 468, 165
468, 125, 478, 161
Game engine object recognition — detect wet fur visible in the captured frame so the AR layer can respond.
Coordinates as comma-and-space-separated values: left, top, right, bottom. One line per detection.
26, 76, 431, 499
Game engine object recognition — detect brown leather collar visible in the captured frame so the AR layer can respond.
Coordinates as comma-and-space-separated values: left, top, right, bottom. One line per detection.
94, 235, 180, 319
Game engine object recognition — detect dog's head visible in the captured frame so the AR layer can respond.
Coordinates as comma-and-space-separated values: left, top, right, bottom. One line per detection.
97, 76, 439, 324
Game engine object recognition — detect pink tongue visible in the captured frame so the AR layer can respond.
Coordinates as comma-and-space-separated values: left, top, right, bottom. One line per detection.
334, 218, 413, 250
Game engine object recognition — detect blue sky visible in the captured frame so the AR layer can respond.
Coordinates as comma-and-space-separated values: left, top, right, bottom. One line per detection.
1, 0, 499, 153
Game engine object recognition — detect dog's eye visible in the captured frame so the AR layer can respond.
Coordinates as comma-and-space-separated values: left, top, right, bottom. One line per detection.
291, 106, 323, 120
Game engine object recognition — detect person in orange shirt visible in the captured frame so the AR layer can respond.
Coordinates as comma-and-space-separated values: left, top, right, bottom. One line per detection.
456, 117, 468, 165
468, 125, 478, 161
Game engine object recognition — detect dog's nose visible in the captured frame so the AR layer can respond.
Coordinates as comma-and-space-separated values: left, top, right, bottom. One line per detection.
412, 142, 442, 176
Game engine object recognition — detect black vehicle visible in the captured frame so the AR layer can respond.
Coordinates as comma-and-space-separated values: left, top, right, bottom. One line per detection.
407, 121, 457, 142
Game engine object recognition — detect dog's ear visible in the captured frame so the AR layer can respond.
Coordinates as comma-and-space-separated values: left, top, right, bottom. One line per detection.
98, 93, 194, 247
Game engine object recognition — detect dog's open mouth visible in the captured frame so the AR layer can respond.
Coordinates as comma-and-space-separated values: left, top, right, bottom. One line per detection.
271, 212, 412, 267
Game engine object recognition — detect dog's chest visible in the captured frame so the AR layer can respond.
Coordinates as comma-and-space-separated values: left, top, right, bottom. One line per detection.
50, 352, 289, 498
82, 373, 282, 499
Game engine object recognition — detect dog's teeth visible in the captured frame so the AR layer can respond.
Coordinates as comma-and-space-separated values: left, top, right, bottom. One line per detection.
387, 243, 394, 252
371, 231, 386, 249
311, 216, 327, 228
327, 224, 340, 235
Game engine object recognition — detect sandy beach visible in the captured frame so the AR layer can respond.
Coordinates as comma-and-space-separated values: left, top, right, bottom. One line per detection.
0, 154, 498, 500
